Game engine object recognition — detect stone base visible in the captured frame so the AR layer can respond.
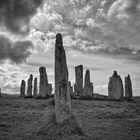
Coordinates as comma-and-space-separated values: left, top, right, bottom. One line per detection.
34, 113, 90, 140
24, 95, 33, 98
34, 94, 54, 99
124, 97, 133, 101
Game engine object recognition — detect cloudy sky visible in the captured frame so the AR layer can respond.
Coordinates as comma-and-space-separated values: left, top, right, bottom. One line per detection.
0, 0, 140, 96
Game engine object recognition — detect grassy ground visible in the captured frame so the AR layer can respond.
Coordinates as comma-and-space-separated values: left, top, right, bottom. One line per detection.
0, 94, 140, 140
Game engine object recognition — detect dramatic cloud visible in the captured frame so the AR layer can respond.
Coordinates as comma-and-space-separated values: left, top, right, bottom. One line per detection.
0, 34, 33, 63
0, 0, 43, 34
28, 0, 140, 60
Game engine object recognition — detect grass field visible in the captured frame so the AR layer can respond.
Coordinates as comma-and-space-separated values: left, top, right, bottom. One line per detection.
0, 94, 140, 140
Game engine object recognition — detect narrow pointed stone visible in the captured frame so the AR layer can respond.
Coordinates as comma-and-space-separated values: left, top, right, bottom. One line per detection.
55, 33, 71, 124
74, 65, 83, 96
125, 74, 133, 101
83, 70, 93, 96
108, 71, 124, 100
26, 74, 33, 97
20, 80, 26, 97
33, 78, 38, 97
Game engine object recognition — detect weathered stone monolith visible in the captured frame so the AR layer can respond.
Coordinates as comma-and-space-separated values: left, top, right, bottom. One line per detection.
39, 67, 52, 98
69, 81, 74, 97
83, 70, 93, 96
26, 74, 33, 97
20, 80, 26, 97
74, 65, 83, 96
125, 74, 133, 101
33, 78, 38, 97
108, 71, 124, 100
55, 33, 71, 124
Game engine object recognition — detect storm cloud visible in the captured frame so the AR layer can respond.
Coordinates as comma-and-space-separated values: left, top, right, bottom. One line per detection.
0, 0, 43, 34
0, 34, 33, 63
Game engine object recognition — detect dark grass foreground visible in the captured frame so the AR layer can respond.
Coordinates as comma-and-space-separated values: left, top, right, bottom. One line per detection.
31, 113, 90, 140
0, 94, 140, 140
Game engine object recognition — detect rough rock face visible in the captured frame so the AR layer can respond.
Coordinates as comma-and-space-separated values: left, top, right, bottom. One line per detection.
83, 70, 93, 96
125, 74, 133, 101
33, 78, 38, 97
26, 74, 33, 97
39, 67, 52, 97
74, 65, 83, 96
55, 33, 71, 124
108, 71, 124, 100
69, 81, 74, 97
20, 80, 26, 97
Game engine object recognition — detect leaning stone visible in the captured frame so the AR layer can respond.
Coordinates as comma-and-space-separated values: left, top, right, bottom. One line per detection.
20, 80, 26, 97
125, 74, 133, 101
26, 74, 33, 97
108, 71, 124, 100
33, 78, 38, 97
55, 33, 71, 124
74, 65, 83, 96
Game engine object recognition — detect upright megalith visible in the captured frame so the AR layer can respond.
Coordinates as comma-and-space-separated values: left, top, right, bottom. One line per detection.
39, 67, 52, 98
108, 71, 124, 100
74, 65, 83, 96
20, 80, 26, 97
33, 78, 38, 97
55, 33, 71, 124
125, 74, 133, 101
83, 70, 93, 96
26, 74, 33, 97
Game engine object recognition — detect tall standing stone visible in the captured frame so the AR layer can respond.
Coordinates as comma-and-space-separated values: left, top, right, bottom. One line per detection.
55, 33, 71, 124
26, 74, 33, 97
83, 70, 93, 96
125, 74, 133, 101
33, 78, 38, 97
74, 65, 83, 96
108, 71, 124, 100
20, 80, 26, 97
39, 67, 52, 97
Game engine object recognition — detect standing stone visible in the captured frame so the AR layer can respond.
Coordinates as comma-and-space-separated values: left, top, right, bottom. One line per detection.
108, 71, 124, 100
20, 80, 26, 97
74, 65, 83, 96
83, 70, 93, 96
125, 74, 133, 101
55, 33, 71, 124
26, 74, 33, 97
33, 78, 38, 97
69, 81, 74, 97
39, 67, 52, 97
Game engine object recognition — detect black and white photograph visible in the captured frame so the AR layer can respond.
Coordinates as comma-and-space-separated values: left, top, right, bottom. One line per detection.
0, 0, 140, 139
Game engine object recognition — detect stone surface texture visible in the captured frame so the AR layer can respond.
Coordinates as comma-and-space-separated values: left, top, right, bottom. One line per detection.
108, 71, 124, 100
54, 33, 71, 124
